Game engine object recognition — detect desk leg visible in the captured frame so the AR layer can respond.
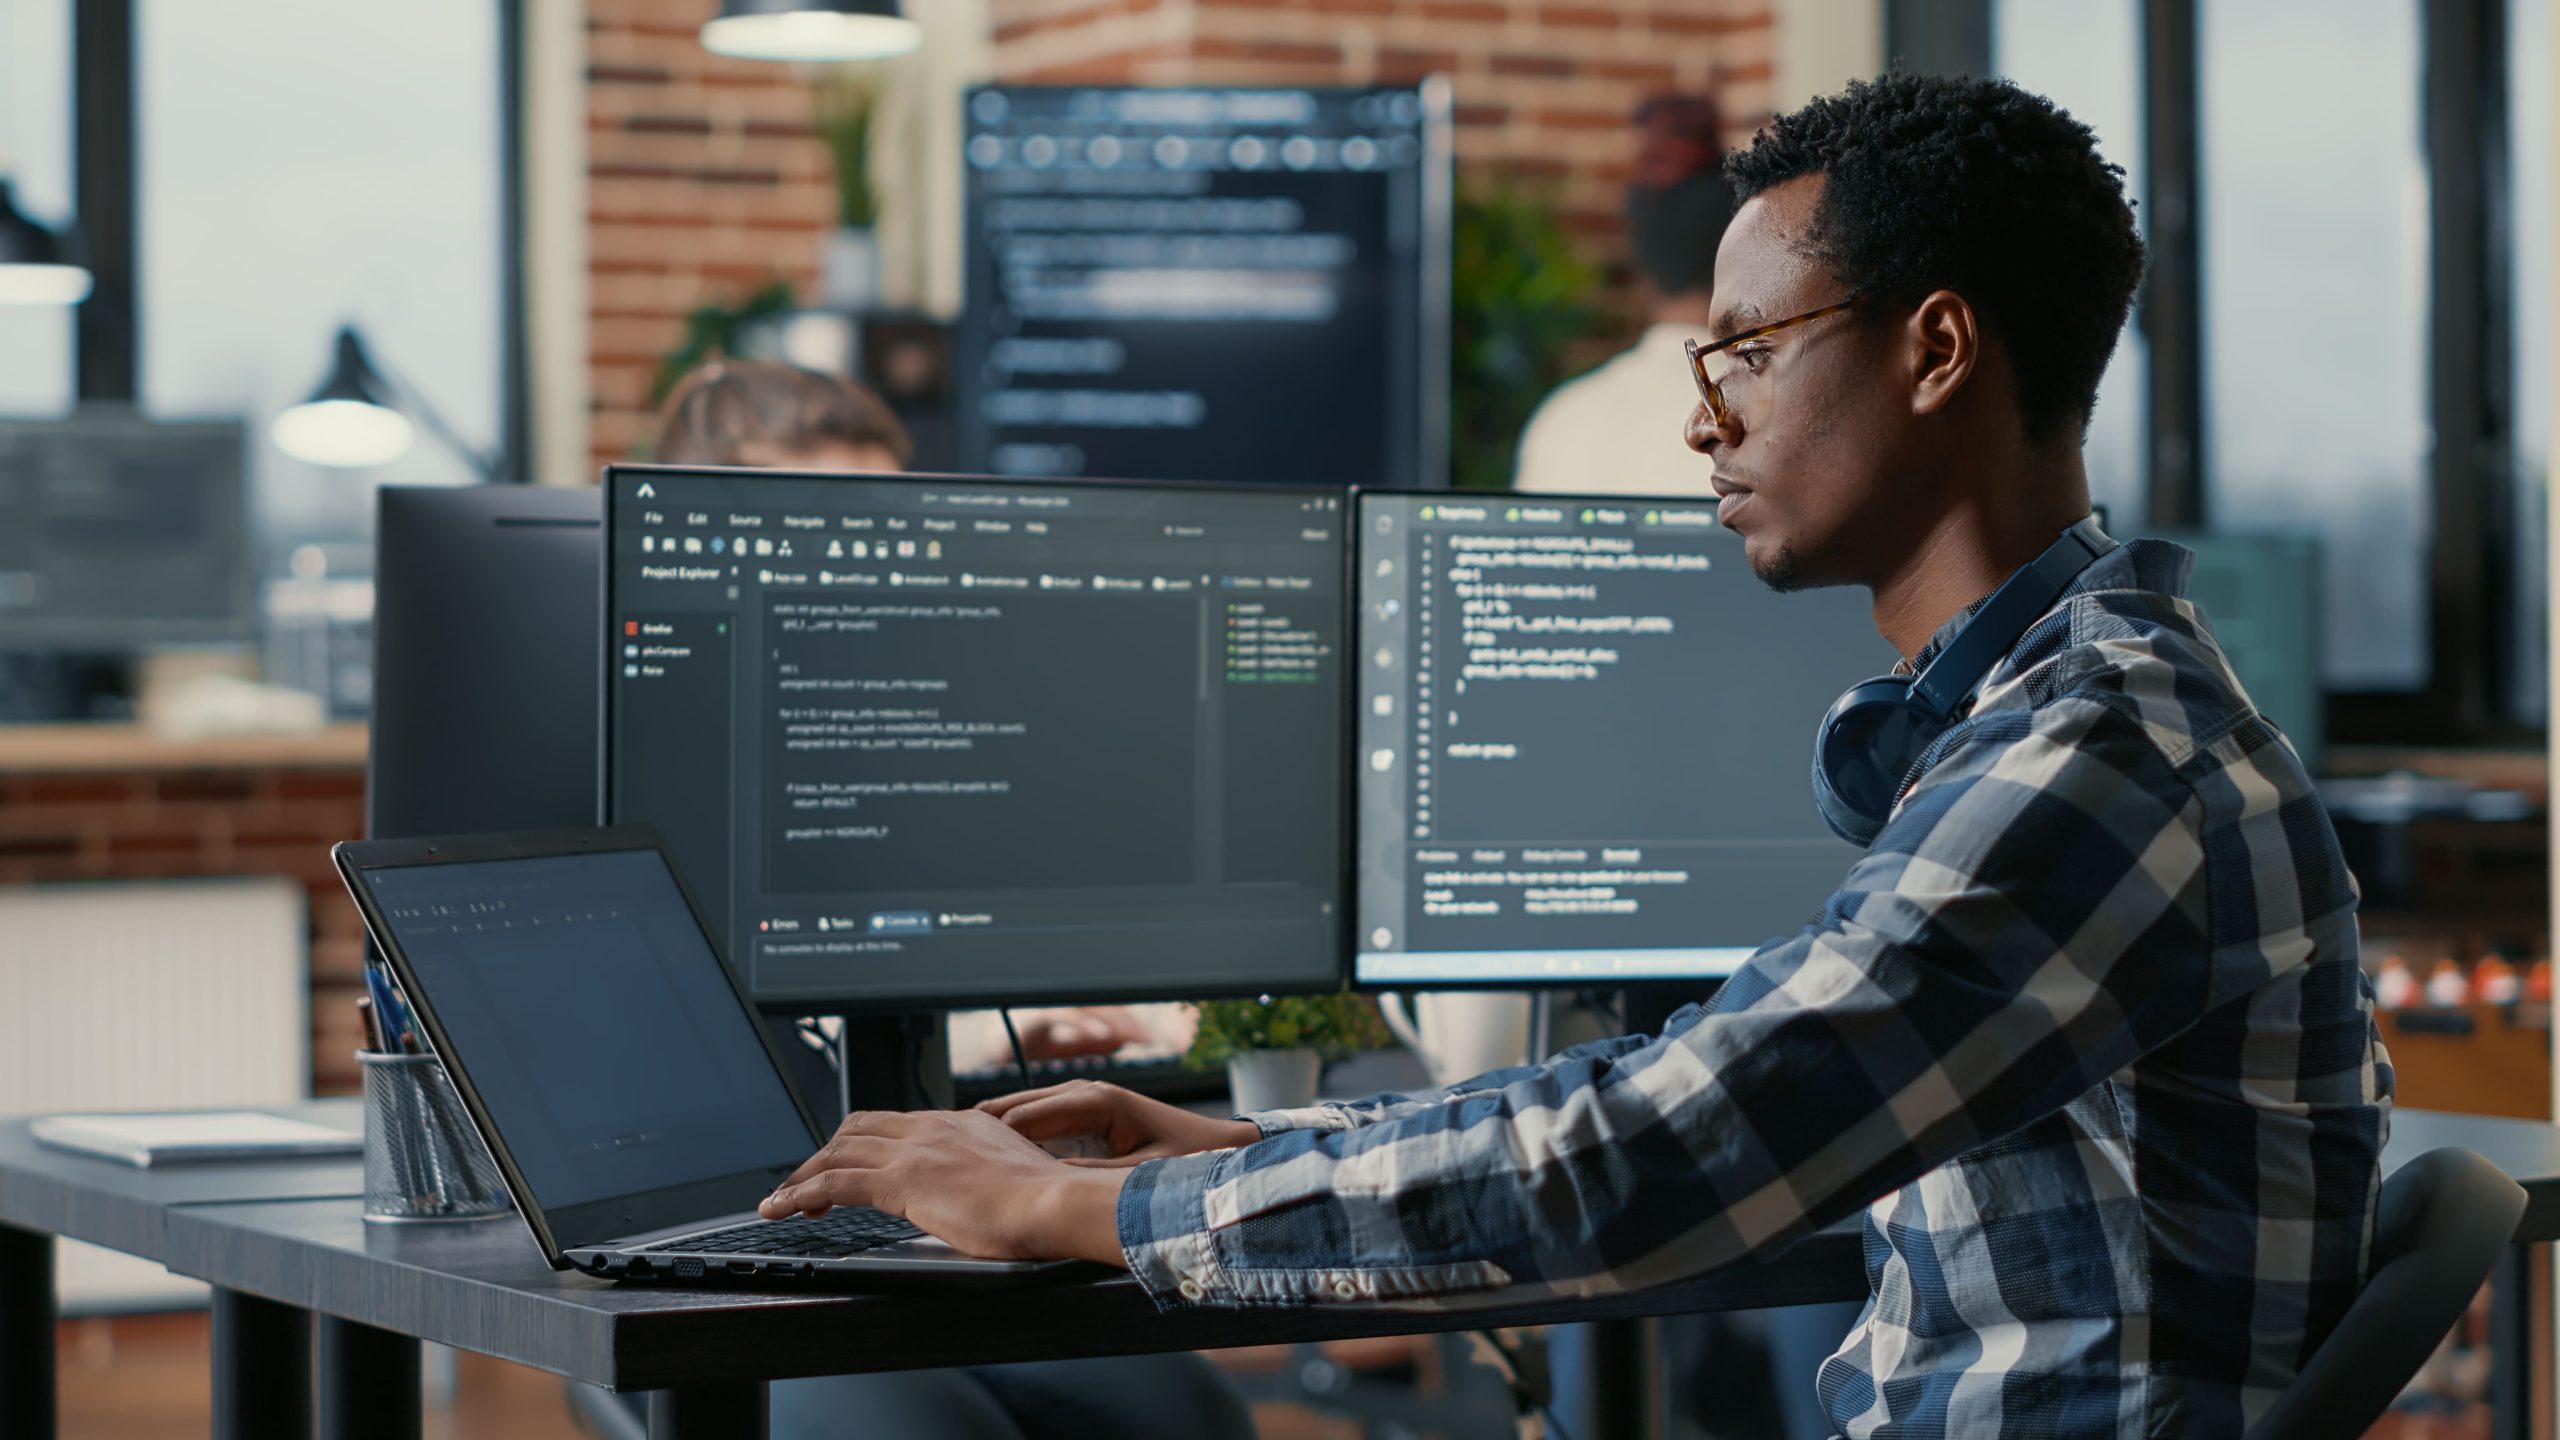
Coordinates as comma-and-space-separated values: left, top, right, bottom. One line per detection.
319, 1315, 419, 1440
647, 1382, 768, 1439
0, 1222, 54, 1438
1587, 1315, 1667, 1440
211, 1288, 311, 1440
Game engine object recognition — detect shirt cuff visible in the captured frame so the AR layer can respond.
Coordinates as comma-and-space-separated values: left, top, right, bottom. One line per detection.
1240, 1103, 1363, 1137
1116, 1148, 1236, 1310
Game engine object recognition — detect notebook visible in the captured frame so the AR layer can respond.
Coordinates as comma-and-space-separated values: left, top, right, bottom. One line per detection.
32, 1111, 363, 1167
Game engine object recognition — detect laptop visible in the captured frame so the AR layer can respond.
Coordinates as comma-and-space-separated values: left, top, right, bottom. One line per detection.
333, 826, 1093, 1287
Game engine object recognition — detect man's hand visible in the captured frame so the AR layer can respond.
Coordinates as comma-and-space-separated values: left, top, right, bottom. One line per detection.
979, 1080, 1263, 1167
757, 1109, 1130, 1265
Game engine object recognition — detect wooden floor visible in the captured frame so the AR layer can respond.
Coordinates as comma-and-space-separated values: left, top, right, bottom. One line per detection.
54, 1313, 1360, 1440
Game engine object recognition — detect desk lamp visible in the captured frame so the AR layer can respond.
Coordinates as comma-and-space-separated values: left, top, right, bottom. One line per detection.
271, 324, 500, 480
0, 180, 91, 307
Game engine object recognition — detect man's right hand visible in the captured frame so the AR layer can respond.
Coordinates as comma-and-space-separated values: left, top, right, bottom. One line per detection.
979, 1080, 1262, 1167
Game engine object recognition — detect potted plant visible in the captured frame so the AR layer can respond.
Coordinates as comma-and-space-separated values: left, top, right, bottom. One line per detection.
815, 70, 886, 310
1185, 990, 1387, 1113
1448, 182, 1606, 490
648, 279, 799, 409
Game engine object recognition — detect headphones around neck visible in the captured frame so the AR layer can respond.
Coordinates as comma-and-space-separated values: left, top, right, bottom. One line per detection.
1810, 516, 2119, 847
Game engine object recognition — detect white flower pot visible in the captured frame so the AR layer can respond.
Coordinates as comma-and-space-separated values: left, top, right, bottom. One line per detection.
819, 226, 881, 310
1226, 1048, 1322, 1114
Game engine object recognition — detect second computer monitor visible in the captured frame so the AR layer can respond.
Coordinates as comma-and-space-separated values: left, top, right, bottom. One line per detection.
955, 83, 1451, 490
605, 465, 1349, 1010
1354, 492, 1894, 986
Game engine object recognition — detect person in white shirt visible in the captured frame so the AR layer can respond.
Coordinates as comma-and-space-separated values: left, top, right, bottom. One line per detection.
1514, 93, 1731, 497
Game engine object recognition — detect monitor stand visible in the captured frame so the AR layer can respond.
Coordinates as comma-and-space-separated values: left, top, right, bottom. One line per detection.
762, 1012, 954, 1126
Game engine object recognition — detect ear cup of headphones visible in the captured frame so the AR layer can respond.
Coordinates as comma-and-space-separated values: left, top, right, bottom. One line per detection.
1811, 676, 1950, 847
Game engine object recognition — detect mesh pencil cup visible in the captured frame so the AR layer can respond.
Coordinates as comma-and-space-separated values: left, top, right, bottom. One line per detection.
357, 1051, 510, 1224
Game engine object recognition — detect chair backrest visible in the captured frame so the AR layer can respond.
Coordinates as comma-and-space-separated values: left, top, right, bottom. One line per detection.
2246, 1146, 2527, 1440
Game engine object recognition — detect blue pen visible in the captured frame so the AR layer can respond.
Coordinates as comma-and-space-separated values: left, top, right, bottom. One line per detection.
361, 964, 409, 1053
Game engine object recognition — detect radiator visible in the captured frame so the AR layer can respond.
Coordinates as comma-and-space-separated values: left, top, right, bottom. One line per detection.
0, 877, 308, 1313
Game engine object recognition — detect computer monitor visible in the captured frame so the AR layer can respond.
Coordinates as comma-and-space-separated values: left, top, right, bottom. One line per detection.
2144, 529, 2325, 773
1353, 492, 1894, 987
369, 485, 603, 840
603, 464, 1350, 1010
0, 411, 253, 648
954, 82, 1451, 489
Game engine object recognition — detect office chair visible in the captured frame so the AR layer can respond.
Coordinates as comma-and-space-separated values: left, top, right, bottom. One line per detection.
2246, 1147, 2526, 1440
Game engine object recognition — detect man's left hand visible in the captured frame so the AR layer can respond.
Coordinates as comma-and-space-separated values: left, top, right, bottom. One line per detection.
757, 1109, 1132, 1266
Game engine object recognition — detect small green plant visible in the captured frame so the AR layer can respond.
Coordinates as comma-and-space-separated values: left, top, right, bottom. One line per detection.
1449, 181, 1607, 491
815, 70, 884, 230
1184, 990, 1388, 1069
649, 279, 799, 408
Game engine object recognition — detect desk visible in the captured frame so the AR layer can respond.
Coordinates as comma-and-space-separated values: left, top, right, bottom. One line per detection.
1, 1107, 2553, 1439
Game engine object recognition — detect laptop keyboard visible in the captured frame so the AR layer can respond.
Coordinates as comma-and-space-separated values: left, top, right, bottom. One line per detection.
645, 1208, 925, 1259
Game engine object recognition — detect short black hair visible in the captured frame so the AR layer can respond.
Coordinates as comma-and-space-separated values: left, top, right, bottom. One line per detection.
1725, 73, 2144, 444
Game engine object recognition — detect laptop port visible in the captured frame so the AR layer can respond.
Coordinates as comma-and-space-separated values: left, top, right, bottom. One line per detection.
728, 1260, 757, 1275
672, 1258, 705, 1278
625, 1258, 652, 1278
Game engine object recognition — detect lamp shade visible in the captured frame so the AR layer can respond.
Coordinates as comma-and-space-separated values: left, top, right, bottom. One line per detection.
700, 0, 921, 61
272, 326, 415, 468
0, 181, 92, 307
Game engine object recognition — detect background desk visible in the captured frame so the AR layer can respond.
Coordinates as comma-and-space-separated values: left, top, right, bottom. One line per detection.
2, 1105, 2553, 1439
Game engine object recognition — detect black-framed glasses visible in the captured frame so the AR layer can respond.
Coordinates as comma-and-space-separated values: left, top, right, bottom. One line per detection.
1682, 299, 1860, 426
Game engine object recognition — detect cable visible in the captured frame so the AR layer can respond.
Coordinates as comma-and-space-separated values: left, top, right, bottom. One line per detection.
999, 1008, 1032, 1092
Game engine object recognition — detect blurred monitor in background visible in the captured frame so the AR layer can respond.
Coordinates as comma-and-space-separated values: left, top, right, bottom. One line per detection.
954, 83, 1451, 488
0, 411, 253, 722
1515, 93, 1733, 497
2144, 529, 2326, 773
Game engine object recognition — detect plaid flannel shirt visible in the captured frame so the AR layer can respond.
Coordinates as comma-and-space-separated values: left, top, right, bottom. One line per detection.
1118, 539, 2391, 1438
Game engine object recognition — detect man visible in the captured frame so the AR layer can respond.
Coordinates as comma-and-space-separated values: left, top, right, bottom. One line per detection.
761, 74, 2390, 1438
1514, 91, 1734, 497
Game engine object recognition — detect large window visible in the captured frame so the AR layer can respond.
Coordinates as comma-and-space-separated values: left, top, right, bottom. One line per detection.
2510, 0, 2550, 725
2200, 0, 2431, 692
1971, 0, 2549, 741
0, 0, 505, 570
1993, 0, 2148, 527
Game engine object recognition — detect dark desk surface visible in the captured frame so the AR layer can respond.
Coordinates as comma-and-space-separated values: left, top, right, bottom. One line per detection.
0, 1100, 363, 1254
7, 1105, 2556, 1392
144, 1108, 2560, 1392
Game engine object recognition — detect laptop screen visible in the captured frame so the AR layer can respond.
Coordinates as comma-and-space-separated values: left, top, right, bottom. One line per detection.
351, 848, 817, 1216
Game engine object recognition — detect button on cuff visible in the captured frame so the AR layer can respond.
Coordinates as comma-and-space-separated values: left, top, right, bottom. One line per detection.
1177, 1278, 1207, 1301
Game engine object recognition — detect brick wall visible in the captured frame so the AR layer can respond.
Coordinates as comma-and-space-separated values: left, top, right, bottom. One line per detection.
585, 0, 843, 468
0, 765, 370, 1094
991, 0, 1776, 315
580, 0, 1778, 458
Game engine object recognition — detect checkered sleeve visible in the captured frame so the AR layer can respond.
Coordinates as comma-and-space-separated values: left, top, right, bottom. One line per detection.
1238, 1032, 1660, 1137
1118, 697, 2219, 1311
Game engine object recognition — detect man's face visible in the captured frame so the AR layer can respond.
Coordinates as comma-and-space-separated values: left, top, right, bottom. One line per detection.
1685, 175, 1917, 591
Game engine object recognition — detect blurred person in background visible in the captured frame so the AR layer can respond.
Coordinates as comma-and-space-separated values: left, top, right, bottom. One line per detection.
1514, 93, 1733, 497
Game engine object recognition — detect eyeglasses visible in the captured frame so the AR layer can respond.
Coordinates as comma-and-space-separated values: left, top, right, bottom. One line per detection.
1682, 299, 1860, 426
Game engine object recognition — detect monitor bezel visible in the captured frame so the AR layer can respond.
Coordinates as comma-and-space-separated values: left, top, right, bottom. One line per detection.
1345, 484, 1790, 991
600, 462, 1357, 1013
330, 825, 830, 1268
